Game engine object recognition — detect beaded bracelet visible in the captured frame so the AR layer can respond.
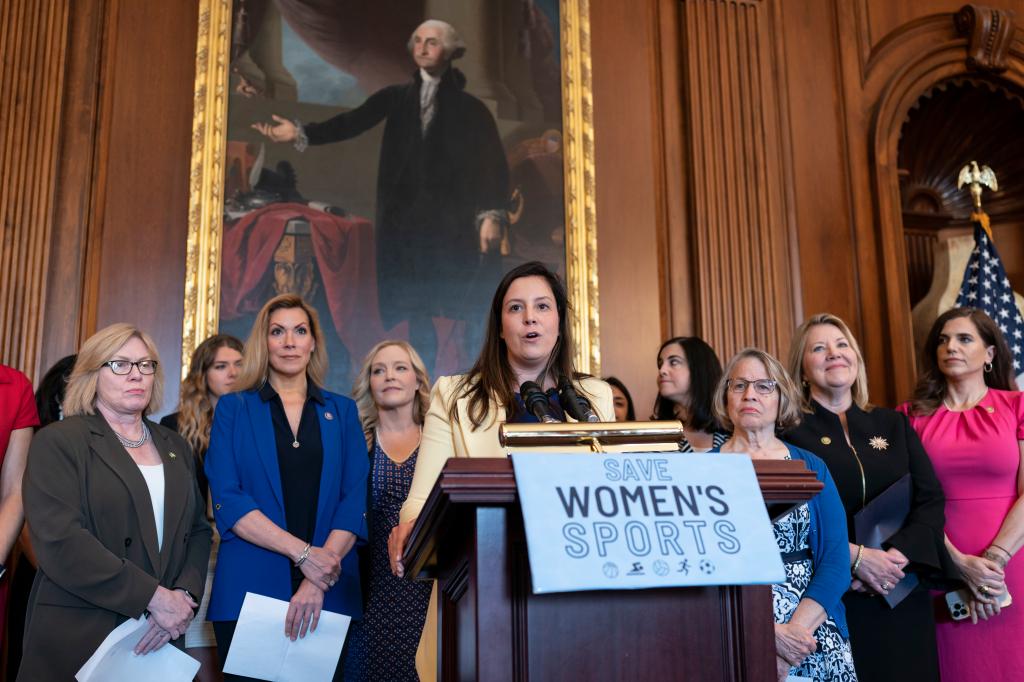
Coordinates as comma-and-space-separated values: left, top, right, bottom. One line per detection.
852, 544, 864, 576
295, 543, 312, 567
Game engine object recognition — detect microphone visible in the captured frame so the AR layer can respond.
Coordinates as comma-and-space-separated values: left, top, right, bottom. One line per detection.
520, 381, 560, 423
557, 376, 601, 423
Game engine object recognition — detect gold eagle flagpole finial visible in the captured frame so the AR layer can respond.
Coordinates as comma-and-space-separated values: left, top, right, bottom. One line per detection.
957, 160, 997, 238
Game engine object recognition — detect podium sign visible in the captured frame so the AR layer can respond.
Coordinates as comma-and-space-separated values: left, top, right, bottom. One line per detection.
511, 452, 785, 593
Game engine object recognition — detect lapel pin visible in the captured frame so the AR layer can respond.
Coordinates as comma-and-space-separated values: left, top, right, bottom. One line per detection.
986, 406, 995, 414
169, 452, 177, 459
324, 412, 334, 421
869, 436, 889, 451
820, 436, 832, 445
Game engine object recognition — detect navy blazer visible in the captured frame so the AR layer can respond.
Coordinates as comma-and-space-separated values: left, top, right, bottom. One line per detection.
205, 387, 368, 621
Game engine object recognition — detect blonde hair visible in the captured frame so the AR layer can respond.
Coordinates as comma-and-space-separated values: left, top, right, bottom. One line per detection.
712, 348, 802, 432
787, 313, 871, 412
176, 334, 244, 457
352, 340, 431, 447
64, 323, 164, 417
237, 294, 328, 391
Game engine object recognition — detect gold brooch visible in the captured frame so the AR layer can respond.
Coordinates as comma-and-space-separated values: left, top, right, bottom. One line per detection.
169, 452, 177, 459
820, 436, 832, 445
869, 436, 889, 451
324, 412, 334, 420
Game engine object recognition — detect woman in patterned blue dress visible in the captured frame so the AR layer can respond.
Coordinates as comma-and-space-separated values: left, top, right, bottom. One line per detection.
711, 348, 857, 681
345, 340, 433, 681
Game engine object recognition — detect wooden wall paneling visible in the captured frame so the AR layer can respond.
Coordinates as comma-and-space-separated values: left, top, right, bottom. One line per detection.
0, 0, 71, 381
848, 6, 1024, 403
91, 0, 199, 415
774, 1, 867, 379
866, 0, 1024, 56
592, 0, 668, 415
680, 0, 798, 360
655, 0, 695, 337
38, 0, 110, 375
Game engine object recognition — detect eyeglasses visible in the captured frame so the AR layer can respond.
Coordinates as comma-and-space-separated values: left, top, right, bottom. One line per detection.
727, 378, 778, 395
102, 360, 158, 375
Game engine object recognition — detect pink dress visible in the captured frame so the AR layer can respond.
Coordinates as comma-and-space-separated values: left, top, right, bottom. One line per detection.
900, 389, 1024, 682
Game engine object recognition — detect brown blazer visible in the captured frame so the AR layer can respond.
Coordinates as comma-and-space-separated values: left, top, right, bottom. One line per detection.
18, 414, 212, 681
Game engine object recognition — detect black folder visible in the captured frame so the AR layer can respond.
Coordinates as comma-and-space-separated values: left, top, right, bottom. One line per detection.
853, 473, 919, 608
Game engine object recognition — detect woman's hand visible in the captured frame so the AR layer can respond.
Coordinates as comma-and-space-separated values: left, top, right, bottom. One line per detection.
145, 586, 196, 640
134, 620, 176, 655
298, 546, 341, 592
957, 553, 1006, 603
853, 546, 905, 595
286, 579, 324, 641
388, 519, 416, 578
968, 594, 1003, 624
774, 622, 816, 667
776, 655, 792, 682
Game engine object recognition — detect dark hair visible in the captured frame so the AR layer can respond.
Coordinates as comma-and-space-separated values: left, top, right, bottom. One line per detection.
604, 376, 636, 421
452, 261, 580, 429
910, 307, 1016, 416
652, 336, 723, 432
34, 354, 77, 428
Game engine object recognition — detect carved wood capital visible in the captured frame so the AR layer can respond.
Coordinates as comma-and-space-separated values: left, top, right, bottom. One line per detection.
955, 4, 1017, 72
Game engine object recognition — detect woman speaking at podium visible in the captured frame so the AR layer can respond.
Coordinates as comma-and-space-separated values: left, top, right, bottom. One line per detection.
387, 261, 613, 679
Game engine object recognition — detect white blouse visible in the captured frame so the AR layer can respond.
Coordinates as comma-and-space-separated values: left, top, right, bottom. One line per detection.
137, 463, 165, 550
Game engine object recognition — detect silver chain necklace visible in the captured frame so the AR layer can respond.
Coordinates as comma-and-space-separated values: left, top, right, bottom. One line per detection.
114, 422, 150, 449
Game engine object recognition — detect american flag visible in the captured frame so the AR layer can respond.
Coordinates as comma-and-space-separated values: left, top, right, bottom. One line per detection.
957, 221, 1024, 379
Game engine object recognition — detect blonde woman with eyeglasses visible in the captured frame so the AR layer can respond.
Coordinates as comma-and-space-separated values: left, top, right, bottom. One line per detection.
711, 348, 855, 682
19, 324, 212, 680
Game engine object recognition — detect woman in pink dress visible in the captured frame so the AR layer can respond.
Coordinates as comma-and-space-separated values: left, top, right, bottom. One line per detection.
899, 307, 1024, 681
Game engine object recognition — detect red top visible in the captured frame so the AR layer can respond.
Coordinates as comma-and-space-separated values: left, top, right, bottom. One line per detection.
0, 364, 39, 638
0, 365, 39, 456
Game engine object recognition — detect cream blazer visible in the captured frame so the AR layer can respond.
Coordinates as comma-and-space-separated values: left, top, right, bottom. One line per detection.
401, 373, 613, 681
399, 373, 614, 523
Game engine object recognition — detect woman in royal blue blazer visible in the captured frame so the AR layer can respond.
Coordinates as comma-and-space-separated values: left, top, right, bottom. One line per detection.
205, 294, 368, 681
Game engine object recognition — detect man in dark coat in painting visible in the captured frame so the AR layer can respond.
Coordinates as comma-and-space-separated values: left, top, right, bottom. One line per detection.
254, 20, 510, 369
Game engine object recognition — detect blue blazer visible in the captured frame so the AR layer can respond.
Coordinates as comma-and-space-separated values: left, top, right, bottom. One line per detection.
205, 388, 368, 621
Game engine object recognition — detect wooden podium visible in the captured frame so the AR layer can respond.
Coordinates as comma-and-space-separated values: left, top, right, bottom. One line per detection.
403, 457, 823, 682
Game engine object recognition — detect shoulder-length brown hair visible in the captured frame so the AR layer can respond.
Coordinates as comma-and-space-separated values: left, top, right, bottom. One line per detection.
453, 261, 583, 430
176, 333, 244, 457
909, 307, 1015, 416
352, 340, 431, 447
63, 323, 164, 417
713, 348, 803, 432
236, 294, 329, 391
787, 313, 872, 412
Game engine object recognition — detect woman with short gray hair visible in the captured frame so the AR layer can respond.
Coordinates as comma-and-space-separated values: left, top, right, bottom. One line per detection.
712, 348, 856, 681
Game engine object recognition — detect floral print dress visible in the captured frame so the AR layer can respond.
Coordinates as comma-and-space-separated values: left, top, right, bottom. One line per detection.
773, 499, 858, 681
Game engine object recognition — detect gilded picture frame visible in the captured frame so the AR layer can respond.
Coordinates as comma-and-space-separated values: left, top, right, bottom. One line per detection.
181, 0, 599, 382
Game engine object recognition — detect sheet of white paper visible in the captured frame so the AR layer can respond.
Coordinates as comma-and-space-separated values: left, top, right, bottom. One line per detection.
76, 615, 200, 682
223, 592, 351, 682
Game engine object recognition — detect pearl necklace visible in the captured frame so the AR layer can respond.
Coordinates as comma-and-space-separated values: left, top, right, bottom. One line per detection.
114, 422, 150, 449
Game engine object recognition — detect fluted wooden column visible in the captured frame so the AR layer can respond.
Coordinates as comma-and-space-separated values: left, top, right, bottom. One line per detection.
0, 0, 71, 380
680, 0, 798, 358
